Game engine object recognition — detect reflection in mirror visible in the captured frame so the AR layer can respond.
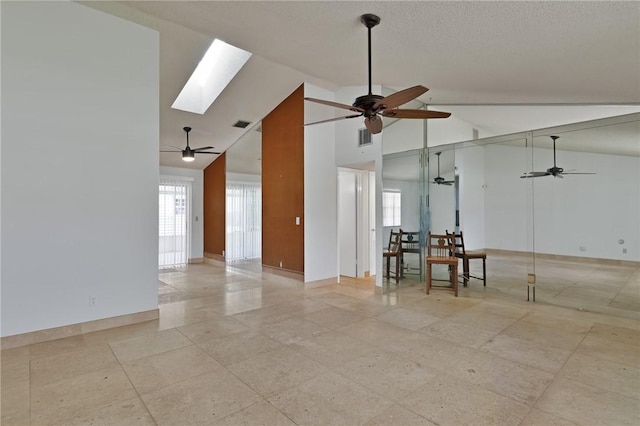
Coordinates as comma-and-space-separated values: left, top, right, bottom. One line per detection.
428, 148, 456, 235
382, 150, 424, 285
449, 113, 639, 318
225, 123, 262, 266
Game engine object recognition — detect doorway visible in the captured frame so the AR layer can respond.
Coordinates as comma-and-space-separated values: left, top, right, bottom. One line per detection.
338, 166, 376, 279
158, 178, 192, 268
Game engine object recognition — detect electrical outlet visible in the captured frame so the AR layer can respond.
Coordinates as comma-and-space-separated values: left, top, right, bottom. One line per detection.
527, 273, 536, 284
279, 261, 283, 268
89, 296, 96, 307
623, 248, 627, 254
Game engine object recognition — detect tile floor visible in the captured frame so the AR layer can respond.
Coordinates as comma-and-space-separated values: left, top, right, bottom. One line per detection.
1, 257, 639, 425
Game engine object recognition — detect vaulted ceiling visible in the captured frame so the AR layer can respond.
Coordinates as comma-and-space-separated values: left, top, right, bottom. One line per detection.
83, 1, 640, 169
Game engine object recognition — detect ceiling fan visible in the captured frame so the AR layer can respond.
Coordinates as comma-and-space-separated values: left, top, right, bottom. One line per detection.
520, 135, 596, 179
304, 13, 451, 134
161, 126, 220, 162
432, 152, 455, 185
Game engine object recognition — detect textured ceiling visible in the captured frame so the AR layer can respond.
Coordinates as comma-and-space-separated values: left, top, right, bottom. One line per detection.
83, 1, 640, 169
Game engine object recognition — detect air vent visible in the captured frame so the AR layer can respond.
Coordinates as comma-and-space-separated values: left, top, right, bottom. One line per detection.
232, 120, 252, 129
358, 128, 372, 147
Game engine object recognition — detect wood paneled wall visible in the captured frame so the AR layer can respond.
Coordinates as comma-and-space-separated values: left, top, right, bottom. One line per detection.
262, 85, 305, 273
203, 153, 226, 258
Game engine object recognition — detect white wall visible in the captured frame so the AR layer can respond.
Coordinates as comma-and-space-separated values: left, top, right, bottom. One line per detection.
304, 84, 338, 282
427, 113, 478, 147
484, 143, 640, 261
1, 2, 159, 336
160, 166, 204, 261
456, 145, 486, 250
383, 118, 424, 154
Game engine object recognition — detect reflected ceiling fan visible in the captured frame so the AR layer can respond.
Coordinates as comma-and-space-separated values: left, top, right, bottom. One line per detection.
520, 135, 596, 179
161, 127, 220, 162
304, 13, 451, 134
432, 152, 455, 186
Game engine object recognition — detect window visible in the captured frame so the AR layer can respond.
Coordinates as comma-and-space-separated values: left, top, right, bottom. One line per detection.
383, 190, 401, 227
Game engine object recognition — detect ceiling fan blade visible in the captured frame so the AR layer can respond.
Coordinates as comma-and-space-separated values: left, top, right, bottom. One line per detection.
305, 114, 362, 126
381, 109, 451, 119
561, 172, 597, 175
304, 97, 364, 113
192, 146, 214, 152
520, 172, 551, 178
373, 85, 428, 110
364, 116, 383, 134
196, 151, 221, 155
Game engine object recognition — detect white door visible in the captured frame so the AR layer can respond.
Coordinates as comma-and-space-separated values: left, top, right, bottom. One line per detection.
338, 170, 357, 277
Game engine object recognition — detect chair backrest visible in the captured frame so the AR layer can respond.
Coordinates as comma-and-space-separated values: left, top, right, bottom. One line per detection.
446, 230, 466, 256
388, 229, 403, 254
428, 232, 454, 257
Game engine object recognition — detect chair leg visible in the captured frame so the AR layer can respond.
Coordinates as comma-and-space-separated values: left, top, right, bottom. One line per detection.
426, 263, 431, 294
482, 258, 486, 287
452, 264, 458, 297
386, 256, 390, 279
463, 258, 470, 287
395, 255, 400, 283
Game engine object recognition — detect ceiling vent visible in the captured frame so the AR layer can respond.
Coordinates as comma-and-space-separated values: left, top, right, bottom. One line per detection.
358, 128, 372, 147
232, 120, 252, 129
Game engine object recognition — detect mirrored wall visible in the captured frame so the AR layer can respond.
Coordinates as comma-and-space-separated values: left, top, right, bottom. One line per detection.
382, 109, 640, 319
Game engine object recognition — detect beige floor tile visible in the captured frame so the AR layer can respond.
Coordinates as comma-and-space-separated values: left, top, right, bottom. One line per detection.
400, 335, 476, 373
230, 304, 293, 328
480, 333, 573, 374
404, 296, 475, 317
109, 329, 191, 362
176, 316, 251, 343
141, 370, 261, 425
450, 350, 555, 406
0, 410, 30, 426
197, 330, 283, 366
30, 343, 119, 386
447, 309, 521, 333
27, 334, 89, 359
303, 306, 368, 329
31, 365, 137, 424
56, 396, 156, 426
501, 317, 589, 352
402, 372, 530, 425
420, 319, 499, 348
309, 291, 361, 307
227, 346, 329, 396
535, 377, 640, 425
363, 404, 437, 426
336, 349, 439, 402
261, 317, 330, 345
279, 297, 332, 316
576, 334, 640, 367
217, 400, 296, 426
337, 318, 420, 353
268, 371, 394, 426
558, 352, 640, 398
587, 322, 640, 346
518, 408, 577, 425
121, 344, 222, 394
375, 307, 441, 331
289, 330, 377, 368
1, 372, 29, 421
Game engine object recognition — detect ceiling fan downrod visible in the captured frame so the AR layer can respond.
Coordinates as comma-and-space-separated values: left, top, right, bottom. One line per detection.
360, 14, 380, 96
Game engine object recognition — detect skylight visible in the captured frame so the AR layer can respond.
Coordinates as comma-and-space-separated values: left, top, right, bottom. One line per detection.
171, 39, 252, 115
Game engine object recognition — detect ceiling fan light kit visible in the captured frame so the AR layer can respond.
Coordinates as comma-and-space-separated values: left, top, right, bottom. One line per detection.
520, 135, 596, 179
160, 126, 221, 162
304, 14, 451, 134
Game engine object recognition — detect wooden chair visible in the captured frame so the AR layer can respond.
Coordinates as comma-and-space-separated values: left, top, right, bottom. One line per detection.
447, 230, 486, 288
426, 232, 458, 296
383, 229, 403, 283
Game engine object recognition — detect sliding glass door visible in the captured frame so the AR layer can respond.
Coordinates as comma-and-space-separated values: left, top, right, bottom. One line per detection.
159, 179, 191, 268
226, 182, 262, 261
